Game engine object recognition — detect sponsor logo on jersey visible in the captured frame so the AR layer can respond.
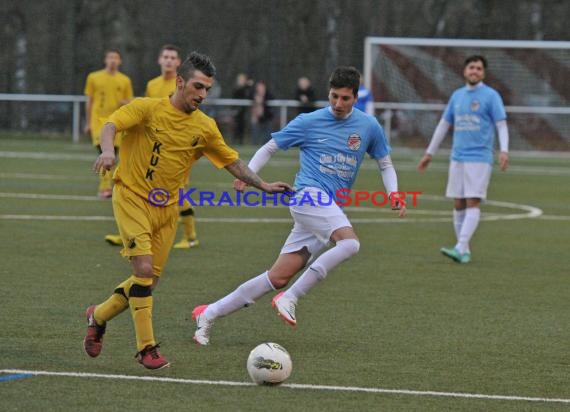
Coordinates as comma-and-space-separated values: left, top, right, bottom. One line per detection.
145, 141, 162, 180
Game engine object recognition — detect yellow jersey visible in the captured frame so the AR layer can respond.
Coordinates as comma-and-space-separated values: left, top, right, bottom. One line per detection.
145, 76, 177, 98
84, 69, 134, 136
108, 97, 239, 206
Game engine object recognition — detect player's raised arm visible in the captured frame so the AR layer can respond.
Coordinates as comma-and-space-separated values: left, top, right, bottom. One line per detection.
225, 158, 292, 194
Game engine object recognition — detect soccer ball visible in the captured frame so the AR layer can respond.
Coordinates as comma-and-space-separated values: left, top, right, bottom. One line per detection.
246, 342, 293, 385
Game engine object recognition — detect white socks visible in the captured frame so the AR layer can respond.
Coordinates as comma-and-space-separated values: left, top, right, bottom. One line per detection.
285, 239, 360, 300
453, 209, 466, 239
455, 207, 480, 254
204, 238, 361, 319
204, 271, 275, 319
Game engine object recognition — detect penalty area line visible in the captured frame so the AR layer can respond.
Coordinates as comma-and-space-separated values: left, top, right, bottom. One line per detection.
1, 369, 569, 404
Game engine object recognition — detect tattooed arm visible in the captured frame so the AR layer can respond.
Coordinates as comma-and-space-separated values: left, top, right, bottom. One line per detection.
225, 159, 292, 194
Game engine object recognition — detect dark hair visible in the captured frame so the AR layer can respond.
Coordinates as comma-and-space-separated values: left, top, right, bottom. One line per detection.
178, 51, 216, 80
464, 55, 487, 69
104, 48, 122, 58
329, 66, 361, 97
159, 44, 181, 57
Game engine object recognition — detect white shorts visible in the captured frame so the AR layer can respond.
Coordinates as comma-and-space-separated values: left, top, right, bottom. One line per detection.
280, 187, 352, 256
446, 161, 492, 199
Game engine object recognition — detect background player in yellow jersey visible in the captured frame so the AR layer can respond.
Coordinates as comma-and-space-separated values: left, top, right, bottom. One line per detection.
146, 44, 200, 250
84, 48, 133, 198
145, 44, 181, 98
84, 51, 292, 370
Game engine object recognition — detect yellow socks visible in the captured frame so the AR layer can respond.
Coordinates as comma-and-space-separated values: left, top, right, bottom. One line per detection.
93, 278, 131, 325
180, 207, 197, 240
92, 275, 156, 351
128, 276, 155, 351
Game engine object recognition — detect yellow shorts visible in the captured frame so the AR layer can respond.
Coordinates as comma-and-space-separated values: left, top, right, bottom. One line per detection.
112, 183, 178, 276
178, 172, 194, 212
90, 121, 103, 147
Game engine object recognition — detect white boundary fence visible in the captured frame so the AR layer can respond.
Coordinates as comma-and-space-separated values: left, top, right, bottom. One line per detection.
0, 94, 329, 143
0, 94, 86, 143
1, 93, 570, 144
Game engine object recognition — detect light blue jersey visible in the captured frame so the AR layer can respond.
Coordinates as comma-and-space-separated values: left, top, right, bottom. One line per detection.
271, 107, 391, 201
443, 83, 506, 164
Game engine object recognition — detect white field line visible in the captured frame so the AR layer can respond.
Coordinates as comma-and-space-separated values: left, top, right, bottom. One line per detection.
0, 192, 100, 201
0, 151, 94, 161
3, 215, 567, 223
0, 172, 93, 181
1, 369, 568, 405
0, 215, 115, 221
0, 191, 545, 222
0, 191, 445, 214
1, 150, 569, 176
538, 215, 570, 220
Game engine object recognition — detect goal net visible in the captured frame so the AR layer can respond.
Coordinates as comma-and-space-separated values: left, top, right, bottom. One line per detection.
364, 37, 570, 151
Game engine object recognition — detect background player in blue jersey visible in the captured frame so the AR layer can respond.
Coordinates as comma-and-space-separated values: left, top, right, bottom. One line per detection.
354, 74, 375, 115
417, 55, 509, 264
192, 66, 406, 345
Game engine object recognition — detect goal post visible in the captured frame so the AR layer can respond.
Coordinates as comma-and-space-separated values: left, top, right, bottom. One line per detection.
364, 37, 570, 150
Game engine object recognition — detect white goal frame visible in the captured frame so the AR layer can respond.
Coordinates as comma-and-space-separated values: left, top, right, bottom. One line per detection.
363, 37, 570, 146
364, 37, 570, 91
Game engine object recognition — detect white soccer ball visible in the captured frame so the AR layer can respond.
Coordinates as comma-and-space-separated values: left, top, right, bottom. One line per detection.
246, 342, 293, 385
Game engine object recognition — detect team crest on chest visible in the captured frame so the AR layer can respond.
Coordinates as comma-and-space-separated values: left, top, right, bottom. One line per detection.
347, 133, 361, 151
470, 100, 480, 112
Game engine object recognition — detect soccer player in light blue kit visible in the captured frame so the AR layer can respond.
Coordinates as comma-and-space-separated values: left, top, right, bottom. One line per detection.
417, 55, 509, 264
192, 66, 406, 345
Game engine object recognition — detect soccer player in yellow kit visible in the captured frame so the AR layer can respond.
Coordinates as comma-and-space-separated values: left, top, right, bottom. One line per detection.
147, 44, 201, 250
84, 52, 291, 370
84, 48, 133, 198
104, 45, 187, 247
145, 44, 181, 98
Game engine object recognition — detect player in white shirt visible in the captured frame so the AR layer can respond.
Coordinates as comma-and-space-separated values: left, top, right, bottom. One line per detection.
417, 55, 509, 264
192, 66, 406, 345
